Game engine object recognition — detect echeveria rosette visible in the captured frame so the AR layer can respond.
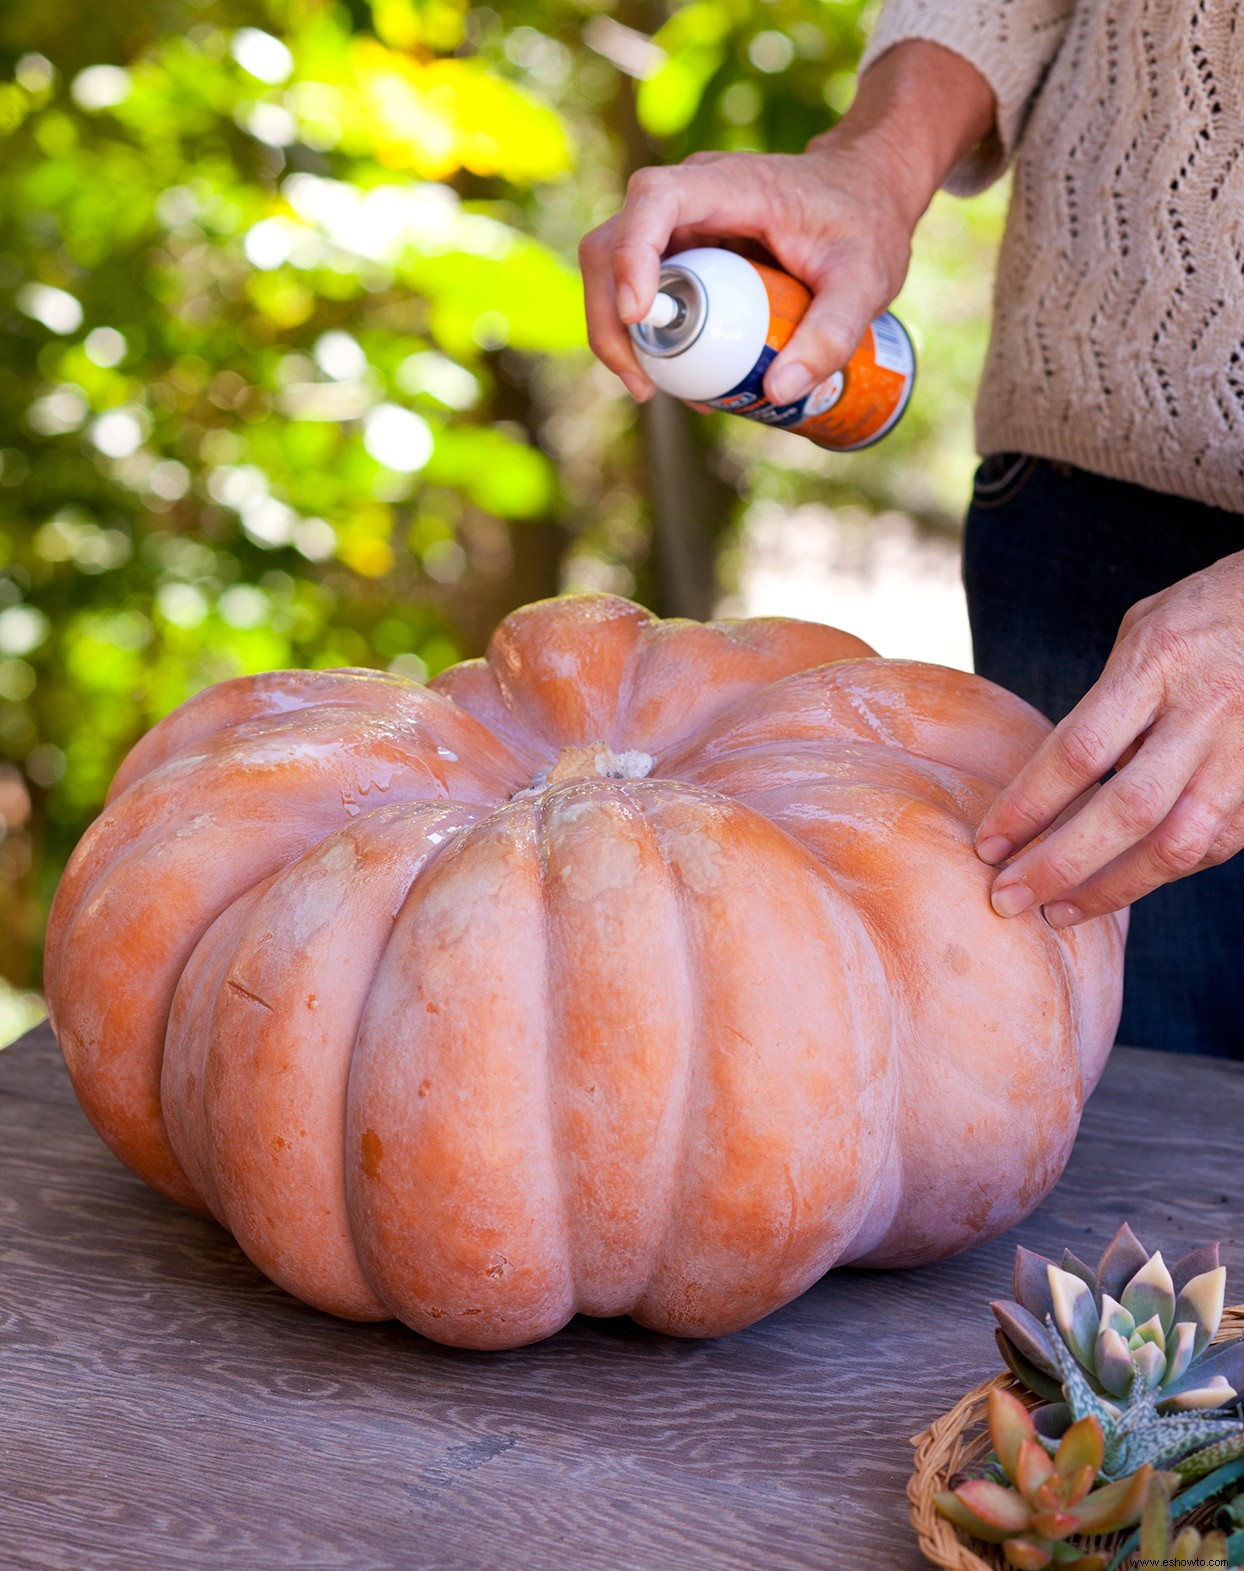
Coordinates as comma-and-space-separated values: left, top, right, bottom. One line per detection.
934, 1388, 1158, 1570
991, 1223, 1244, 1416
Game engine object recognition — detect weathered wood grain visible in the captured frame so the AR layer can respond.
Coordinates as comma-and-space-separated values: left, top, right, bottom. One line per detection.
1, 1023, 1241, 1571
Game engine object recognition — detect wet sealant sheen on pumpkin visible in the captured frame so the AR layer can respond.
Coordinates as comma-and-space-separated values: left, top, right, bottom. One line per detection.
628, 247, 916, 452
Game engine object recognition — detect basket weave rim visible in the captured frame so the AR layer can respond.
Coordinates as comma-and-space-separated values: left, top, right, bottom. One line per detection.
908, 1303, 1244, 1571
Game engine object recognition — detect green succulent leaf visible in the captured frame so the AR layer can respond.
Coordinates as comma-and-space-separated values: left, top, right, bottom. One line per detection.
1173, 1266, 1227, 1356
1121, 1252, 1176, 1337
997, 1329, 1067, 1404
1138, 1474, 1171, 1561
995, 1299, 1061, 1378
1131, 1340, 1166, 1389
1061, 1250, 1098, 1291
1016, 1247, 1059, 1321
1129, 1313, 1166, 1355
1161, 1337, 1244, 1407
1049, 1327, 1116, 1428
1170, 1243, 1221, 1296
1094, 1224, 1152, 1301
1098, 1294, 1135, 1341
1094, 1327, 1137, 1399
1050, 1266, 1102, 1371
1169, 1428, 1244, 1483
1163, 1320, 1197, 1387
1161, 1374, 1237, 1411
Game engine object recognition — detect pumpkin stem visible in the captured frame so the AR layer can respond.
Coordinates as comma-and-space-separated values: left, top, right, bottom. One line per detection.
543, 744, 654, 787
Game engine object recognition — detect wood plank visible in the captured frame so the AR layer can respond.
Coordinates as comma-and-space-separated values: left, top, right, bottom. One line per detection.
2, 1023, 1242, 1570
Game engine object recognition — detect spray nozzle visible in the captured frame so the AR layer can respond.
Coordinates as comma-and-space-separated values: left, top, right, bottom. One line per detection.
640, 291, 682, 330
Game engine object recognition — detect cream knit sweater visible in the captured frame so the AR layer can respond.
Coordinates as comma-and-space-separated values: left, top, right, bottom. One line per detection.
859, 1, 1244, 513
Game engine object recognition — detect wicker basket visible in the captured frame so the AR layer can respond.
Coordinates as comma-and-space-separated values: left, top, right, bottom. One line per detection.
909, 1305, 1244, 1570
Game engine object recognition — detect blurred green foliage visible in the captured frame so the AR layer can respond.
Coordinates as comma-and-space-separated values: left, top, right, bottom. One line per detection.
0, 0, 1004, 1030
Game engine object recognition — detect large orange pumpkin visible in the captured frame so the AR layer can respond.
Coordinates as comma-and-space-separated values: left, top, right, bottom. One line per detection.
46, 593, 1125, 1349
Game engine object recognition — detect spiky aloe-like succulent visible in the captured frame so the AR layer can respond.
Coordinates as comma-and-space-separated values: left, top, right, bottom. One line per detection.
1042, 1326, 1244, 1482
992, 1224, 1244, 1414
934, 1388, 1157, 1570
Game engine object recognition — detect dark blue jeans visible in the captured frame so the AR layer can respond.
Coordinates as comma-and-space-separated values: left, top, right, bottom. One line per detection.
963, 454, 1244, 1059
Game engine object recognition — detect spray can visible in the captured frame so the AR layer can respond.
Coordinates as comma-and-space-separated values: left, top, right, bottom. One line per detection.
628, 247, 915, 451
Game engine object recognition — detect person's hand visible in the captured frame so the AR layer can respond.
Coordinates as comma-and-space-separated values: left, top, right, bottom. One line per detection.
977, 550, 1244, 926
579, 40, 995, 406
580, 141, 923, 408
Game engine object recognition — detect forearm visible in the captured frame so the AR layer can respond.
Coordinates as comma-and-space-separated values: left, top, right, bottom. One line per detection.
809, 40, 997, 227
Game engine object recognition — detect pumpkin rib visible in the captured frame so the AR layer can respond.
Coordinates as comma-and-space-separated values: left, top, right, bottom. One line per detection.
427, 658, 551, 773
189, 803, 483, 1321
534, 779, 694, 1319
617, 613, 876, 759
45, 710, 507, 1208
486, 593, 653, 755
660, 659, 1050, 790
107, 667, 493, 804
163, 875, 276, 1219
631, 783, 898, 1336
50, 706, 515, 981
737, 772, 1099, 1268
532, 788, 579, 1327
345, 803, 579, 1348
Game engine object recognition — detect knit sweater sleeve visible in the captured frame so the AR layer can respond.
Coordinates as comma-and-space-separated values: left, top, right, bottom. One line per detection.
856, 0, 1076, 194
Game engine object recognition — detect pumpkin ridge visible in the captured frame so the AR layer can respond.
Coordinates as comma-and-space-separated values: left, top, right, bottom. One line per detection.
533, 787, 584, 1326
52, 710, 514, 965
192, 803, 479, 1321
108, 667, 497, 804
630, 786, 896, 1335
628, 785, 714, 1335
46, 726, 496, 1209
660, 658, 1051, 788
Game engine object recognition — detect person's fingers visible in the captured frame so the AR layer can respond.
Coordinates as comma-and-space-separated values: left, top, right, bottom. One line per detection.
610, 166, 691, 324
762, 246, 891, 403
579, 220, 654, 400
975, 671, 1161, 866
986, 722, 1203, 917
1042, 774, 1244, 927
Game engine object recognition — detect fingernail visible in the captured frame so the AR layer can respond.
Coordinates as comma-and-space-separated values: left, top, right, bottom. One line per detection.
767, 361, 813, 404
1044, 900, 1082, 928
991, 882, 1035, 918
620, 373, 652, 402
617, 284, 639, 322
976, 835, 1013, 866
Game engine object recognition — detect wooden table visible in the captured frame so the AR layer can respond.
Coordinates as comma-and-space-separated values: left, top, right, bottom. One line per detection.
3, 1023, 1242, 1571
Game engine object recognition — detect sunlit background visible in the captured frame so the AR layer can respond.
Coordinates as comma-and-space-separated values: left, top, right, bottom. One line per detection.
0, 0, 1005, 1046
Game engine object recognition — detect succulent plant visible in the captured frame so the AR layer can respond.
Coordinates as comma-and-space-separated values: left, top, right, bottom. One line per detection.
934, 1388, 1158, 1569
992, 1224, 1244, 1415
1042, 1323, 1244, 1481
1138, 1474, 1239, 1570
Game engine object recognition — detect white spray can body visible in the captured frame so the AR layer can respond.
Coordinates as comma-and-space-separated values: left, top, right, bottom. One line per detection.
628, 247, 915, 451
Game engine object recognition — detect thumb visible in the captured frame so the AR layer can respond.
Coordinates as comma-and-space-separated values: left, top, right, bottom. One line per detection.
762, 276, 886, 406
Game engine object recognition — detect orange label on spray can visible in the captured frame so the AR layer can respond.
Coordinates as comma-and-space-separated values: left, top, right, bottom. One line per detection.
707, 262, 915, 452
